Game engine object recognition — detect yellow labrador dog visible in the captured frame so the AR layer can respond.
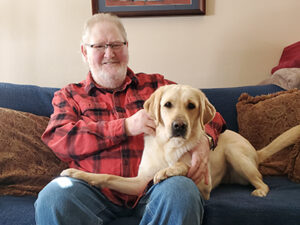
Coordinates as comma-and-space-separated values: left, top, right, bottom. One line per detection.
61, 84, 300, 200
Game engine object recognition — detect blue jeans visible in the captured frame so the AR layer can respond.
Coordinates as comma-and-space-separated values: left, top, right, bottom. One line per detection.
35, 176, 204, 225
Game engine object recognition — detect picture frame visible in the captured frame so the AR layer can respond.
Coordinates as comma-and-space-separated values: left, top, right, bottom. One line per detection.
91, 0, 206, 17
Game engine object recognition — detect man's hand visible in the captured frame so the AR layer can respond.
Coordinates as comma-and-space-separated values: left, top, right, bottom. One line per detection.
187, 135, 210, 185
125, 109, 156, 136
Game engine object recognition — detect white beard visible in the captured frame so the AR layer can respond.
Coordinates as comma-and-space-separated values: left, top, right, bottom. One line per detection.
92, 64, 127, 89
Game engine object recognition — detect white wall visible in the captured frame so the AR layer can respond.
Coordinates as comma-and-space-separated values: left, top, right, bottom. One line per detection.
1, 0, 300, 88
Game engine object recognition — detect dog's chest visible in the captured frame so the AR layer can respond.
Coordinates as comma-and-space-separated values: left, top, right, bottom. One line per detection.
139, 136, 169, 175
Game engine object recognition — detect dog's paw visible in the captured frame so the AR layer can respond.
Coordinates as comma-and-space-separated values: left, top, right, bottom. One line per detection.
153, 165, 188, 184
60, 168, 83, 179
251, 189, 267, 197
153, 169, 169, 184
61, 168, 98, 187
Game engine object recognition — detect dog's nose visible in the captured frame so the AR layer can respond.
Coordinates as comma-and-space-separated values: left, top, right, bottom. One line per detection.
172, 121, 187, 137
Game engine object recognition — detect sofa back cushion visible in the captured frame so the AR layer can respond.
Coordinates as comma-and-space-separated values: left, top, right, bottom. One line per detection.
0, 82, 284, 132
202, 84, 283, 132
0, 82, 59, 117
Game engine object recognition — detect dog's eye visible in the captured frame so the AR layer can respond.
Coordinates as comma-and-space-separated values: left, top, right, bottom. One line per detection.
164, 102, 172, 108
187, 103, 195, 110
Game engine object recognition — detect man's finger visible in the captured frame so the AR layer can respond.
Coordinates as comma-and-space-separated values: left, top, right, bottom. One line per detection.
147, 119, 156, 129
187, 160, 198, 178
144, 126, 155, 136
203, 168, 209, 185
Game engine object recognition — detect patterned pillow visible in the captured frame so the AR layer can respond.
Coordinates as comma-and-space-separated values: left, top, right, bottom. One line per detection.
236, 89, 300, 182
0, 107, 67, 196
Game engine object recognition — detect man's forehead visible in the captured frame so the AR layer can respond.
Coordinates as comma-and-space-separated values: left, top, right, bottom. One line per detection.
89, 22, 123, 42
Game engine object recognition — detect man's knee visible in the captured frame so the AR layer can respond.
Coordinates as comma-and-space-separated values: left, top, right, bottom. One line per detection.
140, 176, 204, 224
37, 177, 78, 200
157, 176, 199, 195
152, 176, 203, 205
35, 177, 110, 225
35, 177, 77, 213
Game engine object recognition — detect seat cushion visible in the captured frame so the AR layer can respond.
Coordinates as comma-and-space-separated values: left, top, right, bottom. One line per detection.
203, 176, 300, 225
0, 196, 36, 225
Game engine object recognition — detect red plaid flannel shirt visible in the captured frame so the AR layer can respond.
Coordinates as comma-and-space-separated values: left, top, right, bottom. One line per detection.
42, 68, 226, 207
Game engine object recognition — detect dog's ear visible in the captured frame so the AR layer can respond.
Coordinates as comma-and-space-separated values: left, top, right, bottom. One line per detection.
144, 86, 164, 124
198, 90, 216, 129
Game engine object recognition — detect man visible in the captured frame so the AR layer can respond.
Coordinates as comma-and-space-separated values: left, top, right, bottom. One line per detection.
35, 13, 226, 225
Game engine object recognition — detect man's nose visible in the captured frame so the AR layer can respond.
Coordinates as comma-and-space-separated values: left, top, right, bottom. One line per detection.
104, 46, 115, 57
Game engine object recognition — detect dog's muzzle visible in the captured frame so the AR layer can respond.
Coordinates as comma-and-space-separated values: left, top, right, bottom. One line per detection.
171, 120, 187, 138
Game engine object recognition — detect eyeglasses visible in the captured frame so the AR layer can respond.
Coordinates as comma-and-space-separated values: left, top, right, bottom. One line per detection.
85, 41, 127, 52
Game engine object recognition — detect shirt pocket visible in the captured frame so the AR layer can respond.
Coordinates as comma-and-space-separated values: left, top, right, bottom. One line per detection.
80, 102, 111, 121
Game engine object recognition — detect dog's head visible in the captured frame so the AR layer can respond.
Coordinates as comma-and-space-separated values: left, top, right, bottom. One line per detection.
144, 84, 216, 144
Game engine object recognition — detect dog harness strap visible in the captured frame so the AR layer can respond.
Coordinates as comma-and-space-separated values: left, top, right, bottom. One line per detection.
205, 133, 215, 150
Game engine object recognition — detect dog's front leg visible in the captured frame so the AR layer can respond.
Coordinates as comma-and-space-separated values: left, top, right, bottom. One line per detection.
153, 162, 189, 184
61, 168, 110, 188
61, 168, 150, 196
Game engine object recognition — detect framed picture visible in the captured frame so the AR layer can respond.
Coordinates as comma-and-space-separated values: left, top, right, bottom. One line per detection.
91, 0, 206, 17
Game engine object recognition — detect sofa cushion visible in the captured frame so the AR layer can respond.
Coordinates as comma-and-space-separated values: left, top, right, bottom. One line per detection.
204, 176, 300, 225
0, 107, 68, 196
236, 89, 300, 182
0, 82, 59, 117
0, 196, 36, 225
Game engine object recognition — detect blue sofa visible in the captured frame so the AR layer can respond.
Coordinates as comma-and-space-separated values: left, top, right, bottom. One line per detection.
0, 82, 299, 225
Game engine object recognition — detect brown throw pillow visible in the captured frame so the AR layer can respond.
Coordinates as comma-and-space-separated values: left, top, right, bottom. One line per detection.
0, 107, 68, 196
236, 89, 300, 182
287, 142, 300, 182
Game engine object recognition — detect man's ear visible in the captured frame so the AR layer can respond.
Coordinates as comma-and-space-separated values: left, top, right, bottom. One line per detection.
144, 86, 164, 124
198, 90, 216, 129
81, 45, 88, 62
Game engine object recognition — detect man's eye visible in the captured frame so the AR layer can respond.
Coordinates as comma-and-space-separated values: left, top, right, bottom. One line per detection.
111, 44, 121, 48
164, 102, 172, 108
94, 45, 105, 49
187, 103, 195, 109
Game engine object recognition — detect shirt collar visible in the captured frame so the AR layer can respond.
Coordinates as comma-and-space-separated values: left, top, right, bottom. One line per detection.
84, 67, 138, 95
